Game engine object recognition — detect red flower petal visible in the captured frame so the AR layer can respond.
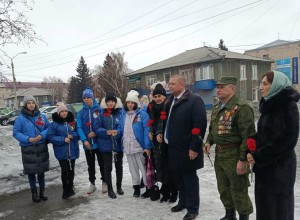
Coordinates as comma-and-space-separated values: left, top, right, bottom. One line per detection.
191, 128, 200, 135
247, 138, 256, 152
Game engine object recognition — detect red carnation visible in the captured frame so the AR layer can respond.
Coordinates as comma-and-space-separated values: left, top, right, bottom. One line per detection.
147, 119, 154, 127
160, 111, 167, 120
247, 138, 256, 152
191, 128, 200, 135
85, 122, 91, 127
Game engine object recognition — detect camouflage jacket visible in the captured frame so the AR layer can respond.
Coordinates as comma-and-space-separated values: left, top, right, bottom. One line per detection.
206, 94, 255, 160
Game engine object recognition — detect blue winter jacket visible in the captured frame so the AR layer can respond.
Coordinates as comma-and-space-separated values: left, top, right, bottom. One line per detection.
117, 108, 152, 150
77, 100, 102, 150
13, 108, 49, 147
94, 108, 122, 153
48, 112, 80, 160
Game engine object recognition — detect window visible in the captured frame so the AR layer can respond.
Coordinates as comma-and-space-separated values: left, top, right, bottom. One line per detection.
179, 69, 193, 85
43, 96, 48, 102
195, 65, 214, 81
240, 65, 246, 80
163, 72, 171, 82
252, 64, 258, 80
146, 75, 157, 87
263, 54, 269, 60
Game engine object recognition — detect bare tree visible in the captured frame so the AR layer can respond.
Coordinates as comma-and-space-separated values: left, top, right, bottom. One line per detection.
0, 0, 43, 47
93, 52, 130, 101
43, 76, 67, 104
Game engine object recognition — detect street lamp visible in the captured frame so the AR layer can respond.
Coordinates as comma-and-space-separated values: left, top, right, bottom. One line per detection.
9, 51, 27, 109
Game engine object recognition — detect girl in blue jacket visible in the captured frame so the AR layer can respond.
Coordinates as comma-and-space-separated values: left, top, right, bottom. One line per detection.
94, 93, 123, 199
115, 90, 152, 198
47, 104, 79, 199
13, 95, 50, 203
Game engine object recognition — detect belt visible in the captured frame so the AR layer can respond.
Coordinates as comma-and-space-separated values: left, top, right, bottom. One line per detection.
216, 143, 239, 150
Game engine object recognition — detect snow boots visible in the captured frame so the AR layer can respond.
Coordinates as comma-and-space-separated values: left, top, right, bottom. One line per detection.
107, 185, 117, 199
133, 185, 140, 197
39, 187, 48, 201
220, 209, 237, 220
31, 188, 40, 203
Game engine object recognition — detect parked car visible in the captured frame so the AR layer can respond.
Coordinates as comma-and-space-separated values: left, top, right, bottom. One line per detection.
0, 109, 21, 126
6, 116, 18, 126
39, 106, 57, 114
47, 103, 82, 122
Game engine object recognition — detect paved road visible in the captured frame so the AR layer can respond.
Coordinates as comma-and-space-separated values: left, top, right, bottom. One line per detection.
0, 185, 88, 219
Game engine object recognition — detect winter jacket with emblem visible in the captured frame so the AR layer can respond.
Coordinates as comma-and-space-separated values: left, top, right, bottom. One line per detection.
47, 112, 80, 160
76, 100, 102, 150
117, 108, 152, 150
94, 108, 122, 153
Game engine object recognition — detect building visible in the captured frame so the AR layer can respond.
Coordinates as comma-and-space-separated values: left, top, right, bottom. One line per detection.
4, 87, 53, 109
245, 40, 300, 89
127, 46, 271, 108
0, 81, 69, 109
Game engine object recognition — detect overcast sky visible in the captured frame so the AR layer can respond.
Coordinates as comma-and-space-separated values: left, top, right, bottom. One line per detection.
1, 0, 300, 82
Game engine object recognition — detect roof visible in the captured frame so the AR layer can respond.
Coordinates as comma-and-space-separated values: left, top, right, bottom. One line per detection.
246, 39, 300, 51
6, 87, 51, 99
2, 81, 69, 89
128, 46, 270, 75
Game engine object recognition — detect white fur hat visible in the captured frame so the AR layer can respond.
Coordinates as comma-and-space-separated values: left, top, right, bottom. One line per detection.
126, 90, 140, 105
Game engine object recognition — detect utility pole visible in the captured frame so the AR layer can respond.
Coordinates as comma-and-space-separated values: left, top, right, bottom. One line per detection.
7, 52, 27, 109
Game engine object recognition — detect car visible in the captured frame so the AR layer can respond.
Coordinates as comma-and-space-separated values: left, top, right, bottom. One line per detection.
6, 115, 18, 126
39, 106, 57, 114
0, 109, 21, 126
46, 103, 82, 122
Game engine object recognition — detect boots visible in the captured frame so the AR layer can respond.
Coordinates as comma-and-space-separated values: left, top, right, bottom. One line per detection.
141, 188, 151, 199
31, 188, 41, 203
169, 185, 178, 203
160, 184, 170, 203
107, 185, 117, 199
239, 214, 249, 220
220, 209, 237, 220
39, 187, 48, 201
133, 185, 141, 197
117, 183, 124, 195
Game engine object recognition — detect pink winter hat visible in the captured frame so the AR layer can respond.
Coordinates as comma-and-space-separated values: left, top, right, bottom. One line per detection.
57, 104, 68, 114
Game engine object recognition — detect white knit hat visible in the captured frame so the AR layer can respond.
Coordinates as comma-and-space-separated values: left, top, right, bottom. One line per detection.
126, 90, 140, 105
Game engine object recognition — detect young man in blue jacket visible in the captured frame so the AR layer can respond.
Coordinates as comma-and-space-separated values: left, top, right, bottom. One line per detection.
77, 87, 105, 194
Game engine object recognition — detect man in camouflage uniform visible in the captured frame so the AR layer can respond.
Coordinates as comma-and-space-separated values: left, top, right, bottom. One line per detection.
204, 76, 255, 220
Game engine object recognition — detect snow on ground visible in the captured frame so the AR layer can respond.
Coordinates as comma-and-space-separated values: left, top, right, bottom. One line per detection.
1, 125, 300, 220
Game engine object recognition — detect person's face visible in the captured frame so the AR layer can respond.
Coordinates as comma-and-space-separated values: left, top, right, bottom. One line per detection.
106, 100, 116, 109
126, 101, 135, 111
26, 101, 36, 111
83, 97, 93, 106
216, 84, 235, 101
153, 94, 166, 104
169, 77, 184, 96
259, 76, 271, 97
59, 110, 68, 119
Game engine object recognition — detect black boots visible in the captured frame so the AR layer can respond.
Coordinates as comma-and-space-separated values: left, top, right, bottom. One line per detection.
220, 209, 237, 220
31, 188, 40, 203
141, 188, 151, 199
133, 185, 141, 197
39, 187, 48, 201
117, 183, 124, 195
108, 185, 117, 199
239, 214, 249, 220
62, 184, 75, 199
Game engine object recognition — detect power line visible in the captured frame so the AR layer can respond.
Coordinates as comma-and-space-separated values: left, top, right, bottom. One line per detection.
16, 0, 232, 65
288, 11, 300, 40
14, 0, 264, 73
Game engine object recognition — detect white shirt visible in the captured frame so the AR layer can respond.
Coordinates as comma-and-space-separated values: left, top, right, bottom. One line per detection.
164, 90, 186, 144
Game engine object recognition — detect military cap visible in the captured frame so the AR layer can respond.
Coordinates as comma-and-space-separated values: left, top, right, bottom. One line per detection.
216, 76, 237, 85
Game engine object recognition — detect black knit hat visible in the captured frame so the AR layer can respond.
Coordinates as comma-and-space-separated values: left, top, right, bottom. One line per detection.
105, 92, 117, 103
153, 83, 166, 96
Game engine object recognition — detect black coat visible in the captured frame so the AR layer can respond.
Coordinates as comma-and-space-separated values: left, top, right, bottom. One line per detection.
253, 86, 299, 220
164, 90, 207, 172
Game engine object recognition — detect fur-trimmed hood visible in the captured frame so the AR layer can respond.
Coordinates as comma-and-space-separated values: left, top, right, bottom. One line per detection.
52, 111, 75, 123
100, 97, 123, 109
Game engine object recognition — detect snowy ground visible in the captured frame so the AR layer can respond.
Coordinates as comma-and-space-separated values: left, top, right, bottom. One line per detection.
0, 125, 299, 220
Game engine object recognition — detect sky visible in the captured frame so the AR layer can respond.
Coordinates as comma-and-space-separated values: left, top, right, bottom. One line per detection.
1, 125, 300, 219
1, 0, 300, 83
